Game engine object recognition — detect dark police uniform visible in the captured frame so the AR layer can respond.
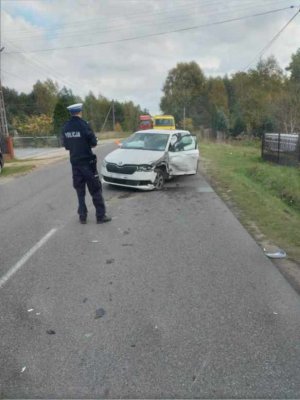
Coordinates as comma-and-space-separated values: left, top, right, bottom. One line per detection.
61, 112, 106, 222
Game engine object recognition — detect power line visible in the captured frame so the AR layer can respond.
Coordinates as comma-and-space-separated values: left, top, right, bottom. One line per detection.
5, 5, 295, 54
4, 0, 277, 34
5, 1, 291, 47
4, 0, 288, 41
4, 40, 82, 92
2, 69, 25, 81
244, 7, 300, 70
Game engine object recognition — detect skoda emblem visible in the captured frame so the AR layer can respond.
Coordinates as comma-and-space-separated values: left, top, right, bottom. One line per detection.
118, 161, 123, 166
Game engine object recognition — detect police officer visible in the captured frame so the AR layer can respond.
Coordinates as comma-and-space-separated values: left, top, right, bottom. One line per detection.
62, 103, 111, 224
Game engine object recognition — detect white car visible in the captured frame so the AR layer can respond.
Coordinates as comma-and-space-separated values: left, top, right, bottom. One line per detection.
101, 129, 199, 190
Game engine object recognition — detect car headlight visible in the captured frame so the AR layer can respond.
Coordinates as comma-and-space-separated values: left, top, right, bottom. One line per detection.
136, 164, 154, 172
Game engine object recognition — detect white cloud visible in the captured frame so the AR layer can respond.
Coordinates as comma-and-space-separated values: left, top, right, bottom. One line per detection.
2, 0, 300, 113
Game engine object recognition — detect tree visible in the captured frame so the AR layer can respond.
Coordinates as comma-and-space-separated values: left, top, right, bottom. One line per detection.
256, 55, 283, 78
160, 61, 206, 128
13, 114, 53, 136
231, 115, 246, 137
286, 48, 300, 84
52, 87, 79, 136
178, 117, 194, 131
32, 79, 59, 116
205, 77, 229, 133
206, 77, 229, 113
84, 91, 103, 131
122, 101, 141, 132
212, 108, 229, 133
229, 56, 284, 136
273, 82, 300, 133
53, 100, 69, 136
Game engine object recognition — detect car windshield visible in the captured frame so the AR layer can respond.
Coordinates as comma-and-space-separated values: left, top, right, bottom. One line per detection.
121, 132, 169, 151
155, 119, 173, 126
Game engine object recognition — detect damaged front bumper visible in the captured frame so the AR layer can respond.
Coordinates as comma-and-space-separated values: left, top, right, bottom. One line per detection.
101, 168, 157, 191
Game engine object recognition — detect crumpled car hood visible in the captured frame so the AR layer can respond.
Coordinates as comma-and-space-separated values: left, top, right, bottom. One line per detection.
105, 149, 165, 165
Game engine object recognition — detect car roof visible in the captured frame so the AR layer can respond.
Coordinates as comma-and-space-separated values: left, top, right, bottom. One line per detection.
135, 129, 190, 135
153, 115, 174, 119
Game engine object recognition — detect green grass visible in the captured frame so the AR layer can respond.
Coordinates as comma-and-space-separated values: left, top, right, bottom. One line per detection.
200, 140, 300, 263
1, 163, 35, 177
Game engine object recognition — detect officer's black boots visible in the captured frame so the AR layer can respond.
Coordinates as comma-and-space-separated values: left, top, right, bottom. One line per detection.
79, 215, 87, 224
79, 214, 111, 224
97, 215, 112, 224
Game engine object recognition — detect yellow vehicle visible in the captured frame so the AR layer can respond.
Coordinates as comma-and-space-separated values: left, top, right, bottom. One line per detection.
153, 115, 176, 130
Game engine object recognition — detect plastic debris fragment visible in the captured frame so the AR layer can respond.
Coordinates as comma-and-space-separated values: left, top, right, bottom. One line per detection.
264, 248, 286, 259
21, 367, 26, 373
27, 309, 34, 312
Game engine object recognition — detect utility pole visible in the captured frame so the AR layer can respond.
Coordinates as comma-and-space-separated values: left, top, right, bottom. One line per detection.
0, 0, 8, 151
183, 105, 186, 130
100, 103, 113, 133
0, 47, 9, 153
0, 0, 13, 158
112, 99, 115, 131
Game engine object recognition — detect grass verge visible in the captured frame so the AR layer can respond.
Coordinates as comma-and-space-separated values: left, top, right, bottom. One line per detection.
1, 159, 36, 177
200, 140, 300, 264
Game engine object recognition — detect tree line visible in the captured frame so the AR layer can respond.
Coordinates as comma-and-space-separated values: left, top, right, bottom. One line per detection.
3, 47, 300, 137
3, 82, 144, 136
160, 48, 300, 137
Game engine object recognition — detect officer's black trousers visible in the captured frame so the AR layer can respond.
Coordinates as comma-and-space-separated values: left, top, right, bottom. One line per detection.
72, 164, 106, 219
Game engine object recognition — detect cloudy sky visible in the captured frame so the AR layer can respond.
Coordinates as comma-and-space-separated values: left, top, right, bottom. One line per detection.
1, 0, 300, 114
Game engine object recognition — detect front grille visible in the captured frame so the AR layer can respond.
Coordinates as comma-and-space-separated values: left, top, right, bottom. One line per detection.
104, 176, 152, 186
106, 163, 137, 174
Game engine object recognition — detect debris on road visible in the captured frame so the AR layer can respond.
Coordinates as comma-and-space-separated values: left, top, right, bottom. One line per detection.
27, 308, 34, 312
95, 308, 106, 319
106, 259, 115, 264
264, 248, 287, 259
46, 329, 56, 335
21, 367, 26, 373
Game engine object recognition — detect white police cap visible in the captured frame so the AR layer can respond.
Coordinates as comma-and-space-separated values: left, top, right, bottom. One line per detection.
67, 103, 83, 114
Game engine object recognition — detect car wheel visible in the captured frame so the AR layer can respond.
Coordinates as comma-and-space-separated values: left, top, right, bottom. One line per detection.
154, 169, 165, 190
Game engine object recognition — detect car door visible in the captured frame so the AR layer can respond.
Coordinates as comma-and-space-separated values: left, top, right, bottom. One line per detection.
167, 134, 199, 175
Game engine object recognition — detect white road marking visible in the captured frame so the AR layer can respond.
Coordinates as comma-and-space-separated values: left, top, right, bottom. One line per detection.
0, 228, 57, 288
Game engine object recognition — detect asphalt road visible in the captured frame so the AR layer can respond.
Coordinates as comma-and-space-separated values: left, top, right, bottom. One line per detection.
0, 143, 300, 398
